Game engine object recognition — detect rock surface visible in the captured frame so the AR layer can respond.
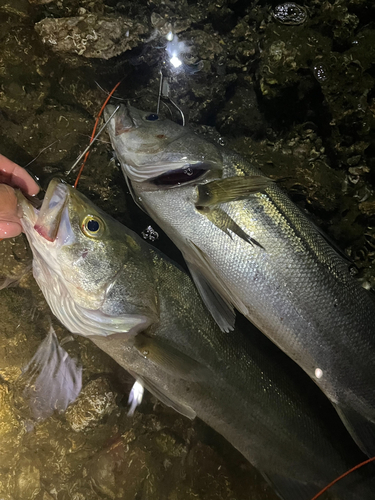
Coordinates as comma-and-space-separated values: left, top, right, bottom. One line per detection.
35, 15, 148, 59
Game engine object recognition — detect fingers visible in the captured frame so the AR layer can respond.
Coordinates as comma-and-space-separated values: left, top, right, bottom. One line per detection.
0, 154, 39, 195
0, 155, 39, 239
0, 221, 22, 238
0, 184, 22, 238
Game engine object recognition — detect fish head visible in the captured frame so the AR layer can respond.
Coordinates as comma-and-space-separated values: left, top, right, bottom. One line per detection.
17, 179, 157, 337
104, 103, 223, 185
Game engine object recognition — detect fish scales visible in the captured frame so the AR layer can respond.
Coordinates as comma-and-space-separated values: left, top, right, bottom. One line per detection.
104, 103, 375, 457
17, 180, 375, 500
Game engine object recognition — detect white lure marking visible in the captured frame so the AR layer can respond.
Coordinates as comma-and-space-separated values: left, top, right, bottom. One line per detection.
128, 378, 144, 416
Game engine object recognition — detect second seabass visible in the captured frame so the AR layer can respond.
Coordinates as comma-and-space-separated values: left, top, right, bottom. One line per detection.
104, 102, 375, 458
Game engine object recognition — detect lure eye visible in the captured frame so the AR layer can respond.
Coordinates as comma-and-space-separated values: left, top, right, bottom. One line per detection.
151, 162, 210, 187
145, 113, 159, 121
81, 215, 103, 238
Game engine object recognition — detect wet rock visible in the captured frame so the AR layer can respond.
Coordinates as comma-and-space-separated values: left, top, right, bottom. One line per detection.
65, 376, 118, 432
0, 25, 48, 80
147, 0, 207, 31
226, 18, 259, 73
12, 458, 41, 500
183, 442, 278, 500
0, 285, 47, 385
0, 382, 24, 466
86, 437, 125, 499
0, 106, 92, 167
86, 437, 155, 500
259, 25, 331, 98
315, 52, 375, 163
187, 30, 224, 63
0, 0, 29, 17
28, 0, 54, 4
321, 0, 359, 43
150, 12, 191, 36
34, 15, 148, 59
217, 86, 265, 136
0, 237, 32, 291
348, 30, 375, 71
155, 431, 187, 458
0, 80, 50, 120
359, 199, 375, 217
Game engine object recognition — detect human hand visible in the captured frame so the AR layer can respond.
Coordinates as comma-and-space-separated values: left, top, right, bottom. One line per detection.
0, 154, 39, 238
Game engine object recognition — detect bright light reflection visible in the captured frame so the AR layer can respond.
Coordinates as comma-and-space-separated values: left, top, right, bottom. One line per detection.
170, 55, 182, 68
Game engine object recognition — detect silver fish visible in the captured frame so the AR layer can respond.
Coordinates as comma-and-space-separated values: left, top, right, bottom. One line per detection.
17, 179, 375, 500
104, 103, 375, 458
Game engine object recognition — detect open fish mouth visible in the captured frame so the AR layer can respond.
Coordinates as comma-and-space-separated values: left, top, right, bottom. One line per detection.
33, 179, 68, 242
16, 178, 70, 246
104, 103, 134, 136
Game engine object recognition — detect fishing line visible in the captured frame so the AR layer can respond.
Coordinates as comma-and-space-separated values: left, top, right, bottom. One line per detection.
94, 81, 126, 101
66, 104, 119, 178
310, 456, 375, 499
23, 133, 74, 169
73, 79, 123, 188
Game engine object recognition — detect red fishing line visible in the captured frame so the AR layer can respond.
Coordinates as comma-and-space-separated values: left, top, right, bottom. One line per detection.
311, 456, 375, 500
74, 80, 122, 189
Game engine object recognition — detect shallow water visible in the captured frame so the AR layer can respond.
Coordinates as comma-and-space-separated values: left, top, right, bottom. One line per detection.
1, 0, 375, 498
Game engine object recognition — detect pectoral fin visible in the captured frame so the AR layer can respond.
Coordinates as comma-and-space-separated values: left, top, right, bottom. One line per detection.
186, 260, 236, 332
184, 240, 249, 330
195, 175, 273, 208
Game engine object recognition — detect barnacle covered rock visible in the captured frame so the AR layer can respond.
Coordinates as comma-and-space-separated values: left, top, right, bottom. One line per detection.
35, 15, 148, 59
65, 377, 118, 432
259, 25, 331, 98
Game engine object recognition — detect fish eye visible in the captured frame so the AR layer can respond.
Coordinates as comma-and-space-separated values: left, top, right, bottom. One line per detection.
145, 113, 159, 121
81, 215, 104, 238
